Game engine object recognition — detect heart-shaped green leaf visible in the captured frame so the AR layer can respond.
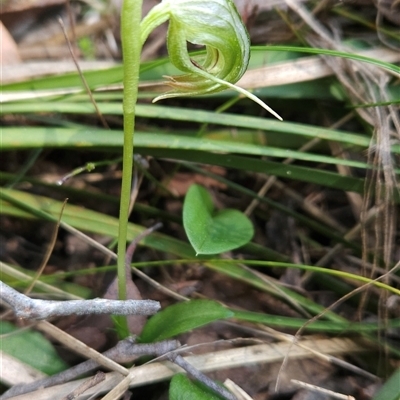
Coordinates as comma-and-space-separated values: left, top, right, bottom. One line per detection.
183, 184, 254, 255
139, 300, 233, 343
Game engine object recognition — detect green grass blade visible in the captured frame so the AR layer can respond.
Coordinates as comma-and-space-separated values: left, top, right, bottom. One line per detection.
0, 127, 366, 192
254, 45, 400, 75
232, 309, 400, 332
1, 102, 375, 149
141, 148, 365, 193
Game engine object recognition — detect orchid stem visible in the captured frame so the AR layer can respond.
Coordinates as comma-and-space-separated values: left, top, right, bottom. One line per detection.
117, 0, 143, 337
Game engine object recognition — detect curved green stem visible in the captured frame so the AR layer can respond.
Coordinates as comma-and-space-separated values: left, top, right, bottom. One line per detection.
117, 0, 143, 337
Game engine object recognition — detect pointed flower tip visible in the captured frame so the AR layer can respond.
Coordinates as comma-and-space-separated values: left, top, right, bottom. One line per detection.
141, 0, 282, 118
141, 0, 249, 98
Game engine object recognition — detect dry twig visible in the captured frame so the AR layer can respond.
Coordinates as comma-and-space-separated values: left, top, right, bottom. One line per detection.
0, 281, 160, 319
1, 339, 180, 399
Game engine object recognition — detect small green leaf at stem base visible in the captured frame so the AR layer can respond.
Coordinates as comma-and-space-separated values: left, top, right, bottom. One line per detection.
138, 299, 233, 343
169, 374, 225, 400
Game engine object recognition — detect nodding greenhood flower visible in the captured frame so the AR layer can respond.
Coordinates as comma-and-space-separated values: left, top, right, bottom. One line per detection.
141, 0, 282, 120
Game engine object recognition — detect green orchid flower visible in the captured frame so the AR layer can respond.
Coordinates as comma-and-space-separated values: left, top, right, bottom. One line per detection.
140, 0, 282, 120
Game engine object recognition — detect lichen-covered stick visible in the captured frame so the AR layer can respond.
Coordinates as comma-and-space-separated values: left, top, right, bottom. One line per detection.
0, 280, 160, 319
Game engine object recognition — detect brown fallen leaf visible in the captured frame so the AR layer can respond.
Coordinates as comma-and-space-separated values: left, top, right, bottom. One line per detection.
163, 166, 227, 197
104, 277, 147, 336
